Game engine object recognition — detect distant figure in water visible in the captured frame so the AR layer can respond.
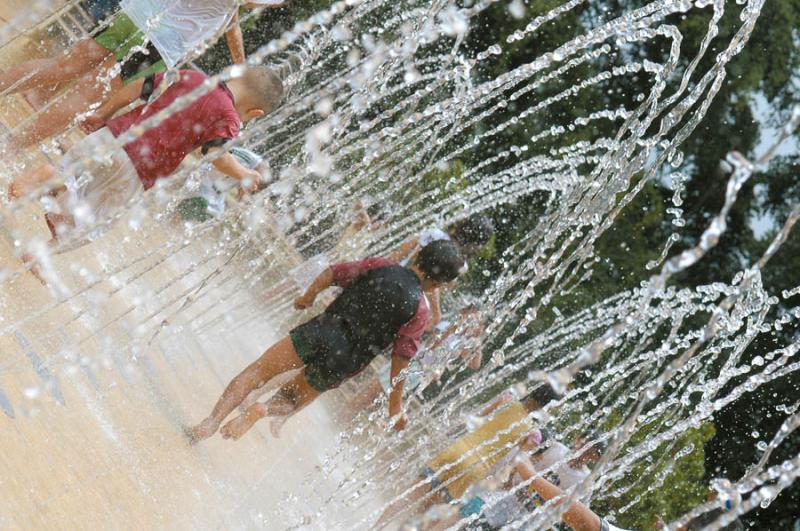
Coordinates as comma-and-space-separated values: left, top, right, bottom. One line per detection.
177, 147, 268, 222
185, 240, 466, 443
7, 67, 282, 282
389, 214, 494, 328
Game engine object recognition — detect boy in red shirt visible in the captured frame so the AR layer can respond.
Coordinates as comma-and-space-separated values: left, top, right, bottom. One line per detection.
186, 240, 466, 443
9, 66, 282, 273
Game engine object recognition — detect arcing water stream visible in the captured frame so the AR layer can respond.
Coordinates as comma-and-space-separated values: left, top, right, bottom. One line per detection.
0, 0, 797, 528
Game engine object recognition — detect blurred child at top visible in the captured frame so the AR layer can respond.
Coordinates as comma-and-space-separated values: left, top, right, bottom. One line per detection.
0, 0, 286, 151
9, 67, 282, 279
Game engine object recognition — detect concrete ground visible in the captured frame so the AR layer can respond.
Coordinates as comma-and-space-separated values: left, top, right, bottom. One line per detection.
0, 6, 388, 529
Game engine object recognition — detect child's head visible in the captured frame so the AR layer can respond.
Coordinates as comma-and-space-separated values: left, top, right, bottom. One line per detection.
522, 384, 561, 412
413, 240, 465, 289
232, 66, 284, 121
572, 431, 607, 466
459, 304, 479, 318
448, 214, 494, 255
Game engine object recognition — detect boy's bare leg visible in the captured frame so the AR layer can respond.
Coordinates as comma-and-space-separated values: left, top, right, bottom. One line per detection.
239, 367, 301, 411
185, 336, 305, 443
0, 38, 109, 95
220, 372, 320, 440
8, 163, 56, 200
22, 83, 64, 110
12, 60, 121, 149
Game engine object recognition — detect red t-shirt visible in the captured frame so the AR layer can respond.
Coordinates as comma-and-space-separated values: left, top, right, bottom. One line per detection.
106, 70, 241, 190
329, 257, 430, 359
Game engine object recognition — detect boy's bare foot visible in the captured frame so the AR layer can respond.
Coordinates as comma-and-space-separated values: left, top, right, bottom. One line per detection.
184, 418, 219, 444
220, 404, 267, 440
21, 254, 47, 285
239, 385, 266, 412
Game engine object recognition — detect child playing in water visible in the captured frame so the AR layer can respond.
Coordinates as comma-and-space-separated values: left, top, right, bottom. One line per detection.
8, 66, 283, 272
185, 240, 466, 443
177, 147, 268, 222
375, 303, 483, 397
390, 214, 494, 328
533, 430, 607, 492
377, 384, 559, 526
0, 0, 286, 150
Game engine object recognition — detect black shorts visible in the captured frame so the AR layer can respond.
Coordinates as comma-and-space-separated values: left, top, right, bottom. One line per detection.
119, 41, 163, 81
290, 313, 357, 392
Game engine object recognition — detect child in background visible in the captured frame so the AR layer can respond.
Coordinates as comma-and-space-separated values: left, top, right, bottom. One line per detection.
512, 457, 631, 531
0, 0, 286, 151
425, 304, 484, 371
178, 147, 268, 222
377, 304, 483, 397
377, 384, 559, 526
185, 240, 466, 443
9, 67, 282, 277
390, 214, 494, 328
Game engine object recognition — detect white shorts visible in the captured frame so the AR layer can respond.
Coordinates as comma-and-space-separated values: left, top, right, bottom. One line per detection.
54, 128, 143, 246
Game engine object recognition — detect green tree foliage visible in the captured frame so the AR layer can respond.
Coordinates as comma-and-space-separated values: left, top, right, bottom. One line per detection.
195, 0, 800, 526
595, 422, 717, 530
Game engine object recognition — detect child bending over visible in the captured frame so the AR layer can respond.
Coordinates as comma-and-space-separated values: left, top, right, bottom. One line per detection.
9, 66, 282, 279
186, 240, 466, 442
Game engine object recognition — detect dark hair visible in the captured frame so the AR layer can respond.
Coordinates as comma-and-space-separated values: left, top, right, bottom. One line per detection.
415, 240, 465, 283
523, 384, 561, 410
449, 215, 494, 251
580, 430, 609, 455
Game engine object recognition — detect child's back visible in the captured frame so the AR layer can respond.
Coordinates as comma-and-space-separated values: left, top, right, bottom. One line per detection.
106, 70, 241, 190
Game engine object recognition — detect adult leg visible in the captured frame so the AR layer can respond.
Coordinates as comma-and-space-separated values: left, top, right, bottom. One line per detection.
0, 38, 110, 95
185, 336, 306, 443
220, 371, 321, 440
11, 58, 121, 149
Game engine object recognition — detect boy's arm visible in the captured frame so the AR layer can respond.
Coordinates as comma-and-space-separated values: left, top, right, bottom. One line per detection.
515, 458, 602, 531
294, 267, 334, 309
387, 238, 418, 262
226, 2, 287, 62
210, 152, 261, 192
479, 390, 515, 417
426, 288, 442, 330
388, 353, 410, 430
225, 12, 246, 64
80, 78, 146, 133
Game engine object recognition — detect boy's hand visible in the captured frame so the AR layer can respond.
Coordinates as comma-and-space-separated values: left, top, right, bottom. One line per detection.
240, 170, 261, 193
294, 294, 314, 310
79, 113, 105, 135
390, 412, 408, 431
